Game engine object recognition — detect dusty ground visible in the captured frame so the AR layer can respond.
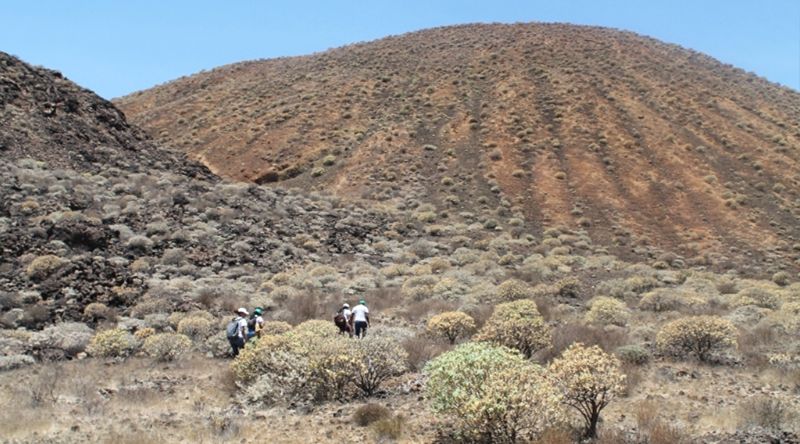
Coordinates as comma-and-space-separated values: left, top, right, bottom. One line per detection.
1, 349, 798, 443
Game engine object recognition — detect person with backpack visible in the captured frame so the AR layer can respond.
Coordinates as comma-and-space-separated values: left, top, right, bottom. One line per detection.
247, 307, 264, 339
334, 303, 352, 337
226, 308, 249, 357
351, 299, 369, 339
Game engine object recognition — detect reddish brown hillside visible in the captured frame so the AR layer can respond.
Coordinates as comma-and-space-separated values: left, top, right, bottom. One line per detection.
117, 23, 800, 269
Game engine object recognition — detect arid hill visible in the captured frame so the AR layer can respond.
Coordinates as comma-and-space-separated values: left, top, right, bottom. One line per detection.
117, 23, 800, 272
0, 52, 210, 178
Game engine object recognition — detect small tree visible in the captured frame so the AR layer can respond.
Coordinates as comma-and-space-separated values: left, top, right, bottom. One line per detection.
427, 311, 476, 344
656, 315, 737, 362
549, 343, 626, 439
351, 336, 408, 396
475, 299, 550, 358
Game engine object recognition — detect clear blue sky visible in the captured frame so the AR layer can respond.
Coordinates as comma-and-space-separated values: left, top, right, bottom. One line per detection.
2, 1, 798, 98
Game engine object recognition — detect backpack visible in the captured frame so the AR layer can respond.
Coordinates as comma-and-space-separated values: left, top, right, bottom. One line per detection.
226, 317, 240, 339
247, 318, 257, 331
333, 313, 347, 328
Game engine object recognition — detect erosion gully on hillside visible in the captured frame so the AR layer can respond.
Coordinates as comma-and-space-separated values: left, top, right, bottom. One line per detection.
116, 23, 800, 276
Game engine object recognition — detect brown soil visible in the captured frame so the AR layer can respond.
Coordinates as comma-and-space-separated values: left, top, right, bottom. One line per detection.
116, 23, 800, 272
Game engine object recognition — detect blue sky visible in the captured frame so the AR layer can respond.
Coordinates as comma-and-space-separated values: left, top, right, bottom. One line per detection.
2, 1, 798, 98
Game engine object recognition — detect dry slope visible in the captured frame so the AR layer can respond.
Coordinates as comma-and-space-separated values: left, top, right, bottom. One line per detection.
117, 23, 800, 272
0, 51, 210, 178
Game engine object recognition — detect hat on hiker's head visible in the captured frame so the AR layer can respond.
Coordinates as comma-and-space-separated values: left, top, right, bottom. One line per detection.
342, 303, 350, 308
237, 307, 249, 316
359, 299, 366, 305
254, 307, 263, 315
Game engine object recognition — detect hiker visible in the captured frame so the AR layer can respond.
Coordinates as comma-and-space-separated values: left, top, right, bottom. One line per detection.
334, 303, 352, 337
248, 307, 264, 339
226, 308, 249, 357
351, 299, 370, 339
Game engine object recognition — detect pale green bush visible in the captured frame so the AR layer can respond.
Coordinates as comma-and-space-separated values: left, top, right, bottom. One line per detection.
143, 333, 192, 362
25, 255, 68, 281
474, 299, 550, 358
230, 335, 295, 383
639, 288, 706, 312
426, 311, 476, 344
134, 327, 156, 340
261, 320, 293, 336
495, 278, 533, 302
597, 276, 659, 300
30, 322, 93, 358
83, 302, 115, 321
307, 337, 358, 400
772, 271, 791, 287
350, 336, 408, 396
177, 316, 215, 341
615, 344, 650, 365
656, 316, 737, 362
243, 350, 313, 405
425, 342, 563, 442
549, 343, 626, 438
87, 328, 139, 358
585, 296, 630, 326
731, 287, 781, 309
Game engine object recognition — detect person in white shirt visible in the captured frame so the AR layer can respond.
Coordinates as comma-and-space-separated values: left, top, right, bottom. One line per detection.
351, 299, 370, 339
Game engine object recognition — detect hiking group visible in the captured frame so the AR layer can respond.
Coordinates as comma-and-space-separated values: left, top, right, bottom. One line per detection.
226, 299, 370, 357
333, 299, 370, 339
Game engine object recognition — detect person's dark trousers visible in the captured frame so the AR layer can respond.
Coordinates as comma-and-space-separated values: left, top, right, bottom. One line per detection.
229, 336, 245, 356
354, 321, 368, 338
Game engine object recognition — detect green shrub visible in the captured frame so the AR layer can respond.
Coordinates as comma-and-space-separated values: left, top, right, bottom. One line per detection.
372, 415, 406, 440
309, 337, 364, 400
261, 320, 292, 335
143, 333, 192, 362
30, 322, 92, 358
597, 276, 659, 299
242, 348, 313, 406
353, 403, 391, 426
772, 271, 791, 287
475, 299, 550, 358
83, 302, 116, 321
350, 336, 408, 396
230, 335, 296, 384
616, 344, 650, 366
585, 297, 630, 326
656, 316, 737, 362
639, 288, 705, 312
495, 279, 533, 302
731, 287, 781, 309
321, 154, 336, 166
177, 316, 215, 341
426, 311, 476, 344
549, 343, 626, 438
134, 327, 156, 340
87, 328, 139, 358
25, 255, 68, 281
425, 342, 563, 442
